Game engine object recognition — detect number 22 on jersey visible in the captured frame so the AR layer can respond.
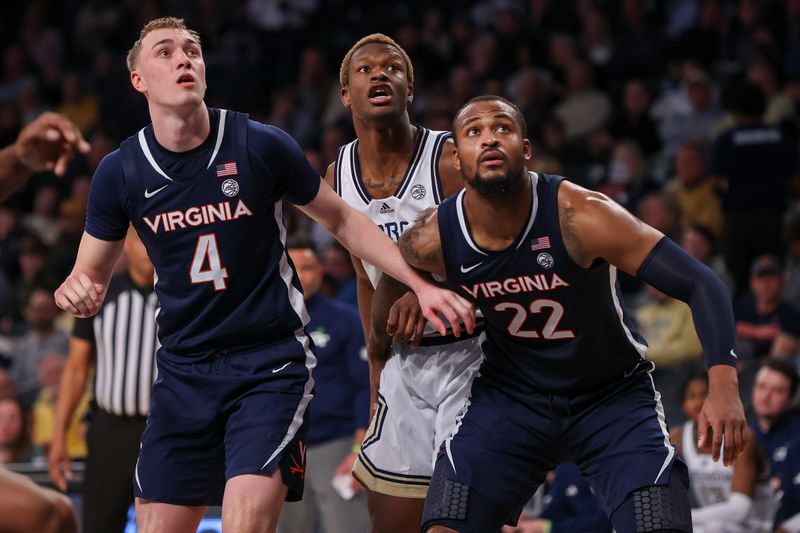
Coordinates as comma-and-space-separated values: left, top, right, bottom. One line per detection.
190, 234, 228, 291
495, 299, 574, 340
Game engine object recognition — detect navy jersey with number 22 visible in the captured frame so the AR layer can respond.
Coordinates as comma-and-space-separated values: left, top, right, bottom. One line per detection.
438, 172, 647, 394
85, 109, 321, 357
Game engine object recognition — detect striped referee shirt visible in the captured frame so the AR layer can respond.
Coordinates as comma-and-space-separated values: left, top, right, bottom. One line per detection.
73, 272, 159, 417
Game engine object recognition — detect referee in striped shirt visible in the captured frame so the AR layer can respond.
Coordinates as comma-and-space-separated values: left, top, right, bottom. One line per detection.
48, 227, 159, 533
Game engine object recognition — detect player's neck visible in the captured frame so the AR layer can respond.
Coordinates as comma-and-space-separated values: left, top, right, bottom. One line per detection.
354, 115, 416, 166
463, 174, 532, 250
149, 102, 210, 153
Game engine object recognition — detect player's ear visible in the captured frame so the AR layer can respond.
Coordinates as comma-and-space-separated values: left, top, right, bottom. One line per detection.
130, 70, 147, 95
407, 83, 414, 104
522, 138, 532, 161
452, 144, 461, 171
341, 86, 351, 109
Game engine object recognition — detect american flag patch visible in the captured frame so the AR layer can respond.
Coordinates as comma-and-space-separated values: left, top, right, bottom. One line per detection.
530, 236, 550, 251
216, 162, 237, 177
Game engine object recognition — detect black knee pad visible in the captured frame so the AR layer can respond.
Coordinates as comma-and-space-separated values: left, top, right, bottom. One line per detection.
611, 461, 692, 533
425, 465, 470, 522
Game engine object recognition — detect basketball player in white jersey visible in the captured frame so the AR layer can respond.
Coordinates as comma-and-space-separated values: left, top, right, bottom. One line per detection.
671, 373, 776, 532
324, 34, 484, 532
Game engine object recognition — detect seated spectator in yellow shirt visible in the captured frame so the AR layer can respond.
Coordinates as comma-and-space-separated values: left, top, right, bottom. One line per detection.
31, 353, 88, 458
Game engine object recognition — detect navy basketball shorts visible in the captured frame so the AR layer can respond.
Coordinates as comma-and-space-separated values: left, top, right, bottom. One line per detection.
133, 334, 313, 506
423, 360, 684, 532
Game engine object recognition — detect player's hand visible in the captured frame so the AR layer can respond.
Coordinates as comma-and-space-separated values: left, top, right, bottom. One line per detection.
54, 272, 105, 318
415, 285, 475, 338
333, 451, 364, 496
386, 292, 427, 348
14, 112, 90, 176
698, 365, 748, 466
47, 437, 72, 492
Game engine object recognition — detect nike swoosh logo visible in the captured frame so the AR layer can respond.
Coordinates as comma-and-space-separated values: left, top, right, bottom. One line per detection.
144, 184, 169, 198
460, 262, 483, 273
272, 362, 292, 373
730, 349, 738, 359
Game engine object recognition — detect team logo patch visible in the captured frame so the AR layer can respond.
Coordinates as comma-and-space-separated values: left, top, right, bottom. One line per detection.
221, 179, 239, 197
411, 184, 426, 200
537, 252, 554, 269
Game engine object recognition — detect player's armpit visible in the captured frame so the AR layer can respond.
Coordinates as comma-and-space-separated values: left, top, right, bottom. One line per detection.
323, 162, 336, 189
398, 207, 446, 275
557, 180, 663, 274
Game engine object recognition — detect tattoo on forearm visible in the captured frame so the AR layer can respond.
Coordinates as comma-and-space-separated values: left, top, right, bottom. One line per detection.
560, 206, 585, 265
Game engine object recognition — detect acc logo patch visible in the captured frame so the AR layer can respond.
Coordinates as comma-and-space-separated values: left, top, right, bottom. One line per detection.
221, 179, 239, 197
537, 252, 554, 269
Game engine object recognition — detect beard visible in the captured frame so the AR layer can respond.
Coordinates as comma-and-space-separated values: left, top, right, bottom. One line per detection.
467, 160, 526, 199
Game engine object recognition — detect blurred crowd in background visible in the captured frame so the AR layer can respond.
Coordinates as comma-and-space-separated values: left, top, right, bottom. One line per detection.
1, 0, 800, 530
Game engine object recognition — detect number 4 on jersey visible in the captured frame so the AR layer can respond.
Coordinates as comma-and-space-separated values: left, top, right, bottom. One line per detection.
190, 234, 228, 291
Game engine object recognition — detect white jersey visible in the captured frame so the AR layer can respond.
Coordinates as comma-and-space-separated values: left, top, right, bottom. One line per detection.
683, 421, 778, 532
334, 126, 452, 288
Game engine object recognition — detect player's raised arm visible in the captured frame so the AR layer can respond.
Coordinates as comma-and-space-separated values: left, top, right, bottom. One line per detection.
299, 183, 474, 337
559, 180, 746, 466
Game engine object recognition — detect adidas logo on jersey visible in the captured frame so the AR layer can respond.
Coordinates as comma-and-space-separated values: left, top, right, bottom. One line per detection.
379, 203, 394, 214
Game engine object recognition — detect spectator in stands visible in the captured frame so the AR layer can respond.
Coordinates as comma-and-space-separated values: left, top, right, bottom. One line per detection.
681, 224, 735, 291
711, 80, 798, 294
598, 139, 658, 210
636, 191, 683, 242
670, 372, 775, 533
554, 61, 611, 140
750, 358, 800, 481
656, 68, 722, 166
10, 288, 69, 404
0, 396, 31, 463
321, 241, 357, 307
665, 141, 724, 238
609, 79, 661, 156
635, 285, 703, 426
748, 61, 796, 127
57, 72, 98, 135
278, 239, 370, 533
735, 256, 800, 364
31, 352, 87, 459
23, 184, 59, 246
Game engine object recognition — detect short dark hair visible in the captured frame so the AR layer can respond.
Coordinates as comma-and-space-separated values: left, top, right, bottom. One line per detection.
286, 236, 318, 256
679, 370, 708, 402
762, 357, 800, 398
724, 78, 766, 118
761, 357, 800, 398
453, 95, 528, 140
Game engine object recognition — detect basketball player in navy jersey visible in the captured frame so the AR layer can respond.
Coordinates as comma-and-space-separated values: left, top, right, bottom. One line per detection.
326, 34, 483, 533
52, 17, 474, 533
399, 95, 748, 533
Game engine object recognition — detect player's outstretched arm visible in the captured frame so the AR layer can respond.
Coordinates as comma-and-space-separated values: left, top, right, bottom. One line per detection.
0, 112, 90, 199
298, 183, 474, 337
54, 233, 124, 318
558, 180, 746, 466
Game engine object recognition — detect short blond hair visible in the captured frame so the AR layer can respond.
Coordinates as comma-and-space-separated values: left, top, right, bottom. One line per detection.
126, 17, 201, 72
339, 33, 413, 88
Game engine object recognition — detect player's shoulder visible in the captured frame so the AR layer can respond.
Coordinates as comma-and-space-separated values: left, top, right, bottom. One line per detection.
246, 120, 296, 148
94, 147, 124, 178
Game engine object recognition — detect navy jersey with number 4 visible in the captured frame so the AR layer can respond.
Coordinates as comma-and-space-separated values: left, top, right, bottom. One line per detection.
86, 109, 321, 356
438, 172, 647, 394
